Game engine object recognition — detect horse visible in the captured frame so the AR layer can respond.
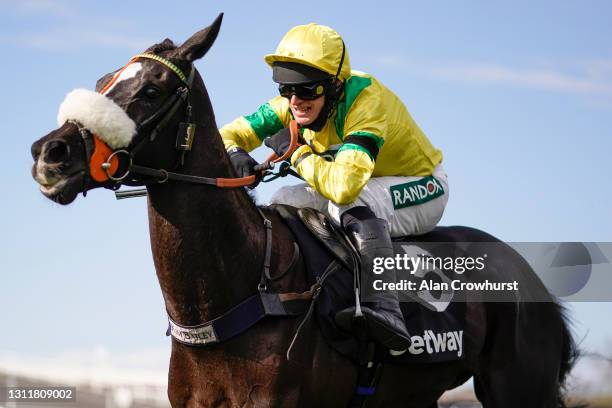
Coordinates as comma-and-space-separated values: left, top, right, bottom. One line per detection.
30, 14, 581, 408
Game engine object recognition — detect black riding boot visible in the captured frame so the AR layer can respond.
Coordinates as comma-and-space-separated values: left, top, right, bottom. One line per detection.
335, 207, 412, 350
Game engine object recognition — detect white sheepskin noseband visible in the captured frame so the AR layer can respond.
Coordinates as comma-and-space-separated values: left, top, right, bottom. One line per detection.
57, 88, 137, 149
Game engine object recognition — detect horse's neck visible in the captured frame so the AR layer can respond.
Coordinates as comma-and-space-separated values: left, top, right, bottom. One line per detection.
146, 91, 264, 324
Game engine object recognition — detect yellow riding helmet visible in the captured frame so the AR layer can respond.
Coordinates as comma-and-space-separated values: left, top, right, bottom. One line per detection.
264, 23, 351, 82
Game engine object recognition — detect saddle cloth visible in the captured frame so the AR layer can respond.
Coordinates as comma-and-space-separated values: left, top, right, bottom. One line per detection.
271, 204, 466, 364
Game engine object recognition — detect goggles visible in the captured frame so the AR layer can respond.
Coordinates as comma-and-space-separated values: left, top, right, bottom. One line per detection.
278, 79, 331, 100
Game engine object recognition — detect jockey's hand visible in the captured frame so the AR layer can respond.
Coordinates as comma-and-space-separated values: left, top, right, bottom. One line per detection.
264, 128, 292, 158
228, 147, 261, 187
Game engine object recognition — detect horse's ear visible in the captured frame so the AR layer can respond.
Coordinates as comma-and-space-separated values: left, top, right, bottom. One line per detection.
95, 69, 119, 92
174, 13, 223, 62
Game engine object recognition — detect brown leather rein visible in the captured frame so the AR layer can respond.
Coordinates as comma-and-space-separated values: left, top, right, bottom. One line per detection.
120, 119, 300, 189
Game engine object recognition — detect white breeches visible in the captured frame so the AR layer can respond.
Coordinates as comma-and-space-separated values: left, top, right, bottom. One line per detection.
270, 164, 449, 237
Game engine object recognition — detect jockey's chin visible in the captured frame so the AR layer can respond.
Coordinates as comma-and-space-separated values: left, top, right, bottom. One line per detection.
289, 94, 325, 126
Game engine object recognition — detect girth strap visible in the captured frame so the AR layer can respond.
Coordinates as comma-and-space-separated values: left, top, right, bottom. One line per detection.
349, 342, 384, 408
166, 291, 313, 346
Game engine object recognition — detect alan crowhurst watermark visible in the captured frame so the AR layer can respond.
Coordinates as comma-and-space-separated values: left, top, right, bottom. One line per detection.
361, 242, 612, 303
370, 252, 518, 293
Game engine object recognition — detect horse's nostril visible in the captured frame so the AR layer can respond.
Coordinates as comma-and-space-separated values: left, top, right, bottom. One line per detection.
31, 142, 42, 161
44, 140, 71, 164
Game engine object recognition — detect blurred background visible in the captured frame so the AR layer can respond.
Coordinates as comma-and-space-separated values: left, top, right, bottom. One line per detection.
1, 1, 611, 406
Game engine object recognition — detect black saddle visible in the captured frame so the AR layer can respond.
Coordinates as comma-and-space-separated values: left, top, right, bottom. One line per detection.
271, 204, 467, 364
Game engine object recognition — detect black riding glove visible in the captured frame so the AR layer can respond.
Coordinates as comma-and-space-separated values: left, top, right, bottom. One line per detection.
264, 128, 292, 158
228, 147, 260, 185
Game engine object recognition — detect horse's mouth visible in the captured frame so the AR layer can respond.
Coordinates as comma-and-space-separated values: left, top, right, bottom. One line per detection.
37, 171, 85, 205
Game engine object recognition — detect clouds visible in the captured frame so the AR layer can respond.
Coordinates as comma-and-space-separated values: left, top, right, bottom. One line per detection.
0, 0, 150, 51
431, 62, 612, 96
0, 29, 150, 51
6, 0, 78, 19
375, 56, 612, 97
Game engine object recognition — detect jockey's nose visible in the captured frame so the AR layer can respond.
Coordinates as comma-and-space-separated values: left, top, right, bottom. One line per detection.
290, 94, 303, 105
41, 139, 71, 165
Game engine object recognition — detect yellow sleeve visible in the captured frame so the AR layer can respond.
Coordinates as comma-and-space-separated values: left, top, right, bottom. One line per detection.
290, 76, 386, 205
291, 145, 374, 205
220, 96, 292, 152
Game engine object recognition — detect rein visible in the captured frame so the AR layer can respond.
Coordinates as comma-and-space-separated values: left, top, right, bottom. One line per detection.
113, 119, 300, 189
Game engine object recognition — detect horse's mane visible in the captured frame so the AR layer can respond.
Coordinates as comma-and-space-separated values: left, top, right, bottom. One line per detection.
144, 37, 259, 208
146, 38, 177, 54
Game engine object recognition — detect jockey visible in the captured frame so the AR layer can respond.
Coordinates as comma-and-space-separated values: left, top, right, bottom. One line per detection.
220, 23, 448, 350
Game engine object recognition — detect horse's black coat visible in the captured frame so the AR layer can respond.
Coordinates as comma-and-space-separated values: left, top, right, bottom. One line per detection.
31, 14, 581, 408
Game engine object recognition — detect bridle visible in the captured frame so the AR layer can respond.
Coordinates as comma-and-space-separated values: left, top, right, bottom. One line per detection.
77, 52, 299, 194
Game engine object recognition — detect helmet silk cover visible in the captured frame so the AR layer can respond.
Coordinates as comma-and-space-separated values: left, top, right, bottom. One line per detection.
265, 23, 351, 82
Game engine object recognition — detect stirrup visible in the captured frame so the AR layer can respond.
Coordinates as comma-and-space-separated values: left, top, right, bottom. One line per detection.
335, 306, 411, 350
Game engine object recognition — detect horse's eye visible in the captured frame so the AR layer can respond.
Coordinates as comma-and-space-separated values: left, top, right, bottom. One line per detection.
144, 86, 161, 99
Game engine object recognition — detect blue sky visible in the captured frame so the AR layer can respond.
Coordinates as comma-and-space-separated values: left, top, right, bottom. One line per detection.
1, 0, 611, 368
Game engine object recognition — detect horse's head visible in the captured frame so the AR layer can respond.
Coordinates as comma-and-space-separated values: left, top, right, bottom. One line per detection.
31, 14, 223, 204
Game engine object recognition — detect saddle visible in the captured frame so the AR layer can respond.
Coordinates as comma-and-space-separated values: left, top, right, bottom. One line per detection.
271, 204, 467, 364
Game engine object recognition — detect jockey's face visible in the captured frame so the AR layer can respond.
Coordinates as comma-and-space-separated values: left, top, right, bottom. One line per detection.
289, 94, 325, 126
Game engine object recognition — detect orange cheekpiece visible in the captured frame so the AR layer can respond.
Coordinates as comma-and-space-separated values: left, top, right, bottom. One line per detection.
90, 136, 119, 182
89, 58, 135, 182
